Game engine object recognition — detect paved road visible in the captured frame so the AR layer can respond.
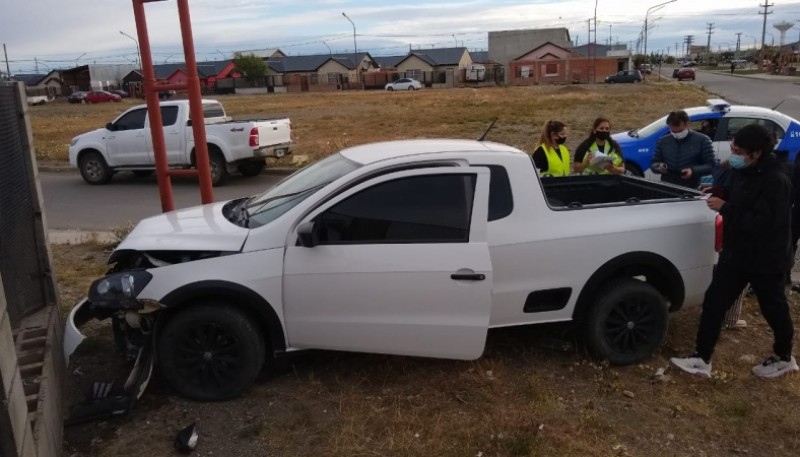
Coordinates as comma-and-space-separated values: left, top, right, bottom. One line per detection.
41, 171, 284, 231
658, 66, 800, 120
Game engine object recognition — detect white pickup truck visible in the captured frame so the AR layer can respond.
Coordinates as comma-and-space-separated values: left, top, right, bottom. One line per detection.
67, 99, 292, 186
65, 139, 718, 402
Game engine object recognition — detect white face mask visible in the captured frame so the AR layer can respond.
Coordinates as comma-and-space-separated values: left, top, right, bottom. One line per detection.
671, 129, 689, 140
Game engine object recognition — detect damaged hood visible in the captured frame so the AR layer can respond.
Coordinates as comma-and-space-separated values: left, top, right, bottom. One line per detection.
117, 201, 248, 252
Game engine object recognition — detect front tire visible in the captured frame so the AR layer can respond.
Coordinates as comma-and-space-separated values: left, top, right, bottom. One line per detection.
387, 87, 394, 91
407, 86, 414, 91
624, 161, 644, 177
582, 278, 668, 365
157, 304, 266, 401
78, 151, 113, 185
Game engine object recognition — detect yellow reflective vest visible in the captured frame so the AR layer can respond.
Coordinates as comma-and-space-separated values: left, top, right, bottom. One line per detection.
581, 141, 623, 175
539, 144, 571, 177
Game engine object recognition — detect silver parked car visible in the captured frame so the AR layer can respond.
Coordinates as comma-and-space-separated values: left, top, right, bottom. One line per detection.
385, 78, 423, 91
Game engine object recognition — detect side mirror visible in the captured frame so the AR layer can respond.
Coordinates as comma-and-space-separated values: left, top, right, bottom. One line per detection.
106, 123, 116, 131
186, 120, 192, 127
297, 221, 317, 248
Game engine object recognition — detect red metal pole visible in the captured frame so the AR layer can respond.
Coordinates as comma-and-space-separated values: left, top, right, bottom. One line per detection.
176, 0, 214, 204
133, 0, 175, 212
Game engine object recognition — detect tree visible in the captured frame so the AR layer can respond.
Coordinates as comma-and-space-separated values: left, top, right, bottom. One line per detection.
233, 52, 268, 85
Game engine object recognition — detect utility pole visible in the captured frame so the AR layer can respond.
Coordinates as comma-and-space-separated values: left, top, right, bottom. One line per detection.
706, 23, 715, 57
3, 43, 10, 79
759, 2, 774, 50
736, 32, 742, 52
685, 35, 694, 58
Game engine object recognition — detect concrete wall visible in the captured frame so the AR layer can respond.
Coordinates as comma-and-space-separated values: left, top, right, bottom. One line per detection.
0, 81, 64, 457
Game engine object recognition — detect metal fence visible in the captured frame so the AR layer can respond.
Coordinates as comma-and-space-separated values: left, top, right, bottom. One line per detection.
0, 82, 50, 327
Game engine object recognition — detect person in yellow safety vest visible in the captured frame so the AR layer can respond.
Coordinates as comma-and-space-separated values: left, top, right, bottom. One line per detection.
532, 120, 571, 177
573, 117, 626, 175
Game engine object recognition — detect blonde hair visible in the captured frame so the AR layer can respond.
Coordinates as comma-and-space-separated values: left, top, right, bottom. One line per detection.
539, 120, 566, 149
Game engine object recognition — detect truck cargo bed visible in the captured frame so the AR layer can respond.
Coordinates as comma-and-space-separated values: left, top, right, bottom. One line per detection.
541, 175, 699, 209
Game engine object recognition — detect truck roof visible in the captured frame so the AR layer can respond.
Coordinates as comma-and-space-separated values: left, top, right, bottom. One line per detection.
339, 139, 525, 165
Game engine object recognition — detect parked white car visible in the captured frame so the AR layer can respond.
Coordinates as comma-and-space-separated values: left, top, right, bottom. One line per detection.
67, 99, 292, 186
65, 139, 717, 401
385, 78, 422, 91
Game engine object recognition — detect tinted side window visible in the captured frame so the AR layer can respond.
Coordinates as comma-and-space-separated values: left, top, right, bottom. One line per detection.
317, 174, 476, 244
481, 165, 513, 221
161, 106, 179, 126
725, 117, 785, 141
202, 103, 225, 118
115, 109, 147, 130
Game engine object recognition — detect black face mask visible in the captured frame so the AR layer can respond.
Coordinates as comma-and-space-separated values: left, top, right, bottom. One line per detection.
555, 137, 567, 145
595, 131, 610, 141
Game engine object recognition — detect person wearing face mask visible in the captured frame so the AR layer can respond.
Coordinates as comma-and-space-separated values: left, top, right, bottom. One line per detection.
650, 110, 715, 188
532, 120, 571, 177
671, 124, 797, 379
573, 117, 625, 175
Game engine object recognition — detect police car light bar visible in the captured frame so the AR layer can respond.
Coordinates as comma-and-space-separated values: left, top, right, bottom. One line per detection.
706, 98, 731, 112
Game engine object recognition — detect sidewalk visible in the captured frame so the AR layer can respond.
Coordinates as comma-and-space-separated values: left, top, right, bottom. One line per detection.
706, 69, 800, 84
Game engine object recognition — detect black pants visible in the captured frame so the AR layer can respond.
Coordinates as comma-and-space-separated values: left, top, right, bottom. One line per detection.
695, 261, 795, 362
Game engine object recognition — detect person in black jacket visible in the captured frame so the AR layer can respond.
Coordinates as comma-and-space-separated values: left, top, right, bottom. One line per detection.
671, 124, 798, 379
650, 110, 715, 189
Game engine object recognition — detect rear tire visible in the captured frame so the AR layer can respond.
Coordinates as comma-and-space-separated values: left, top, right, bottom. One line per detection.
238, 161, 266, 177
387, 87, 394, 91
407, 86, 414, 91
78, 151, 113, 185
157, 304, 266, 401
582, 278, 668, 365
208, 147, 228, 186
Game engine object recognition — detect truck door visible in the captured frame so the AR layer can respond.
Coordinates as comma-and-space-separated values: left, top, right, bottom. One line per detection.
283, 167, 493, 360
145, 105, 184, 165
107, 108, 148, 166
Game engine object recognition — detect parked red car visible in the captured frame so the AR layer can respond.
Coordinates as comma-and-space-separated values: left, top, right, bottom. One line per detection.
85, 90, 122, 103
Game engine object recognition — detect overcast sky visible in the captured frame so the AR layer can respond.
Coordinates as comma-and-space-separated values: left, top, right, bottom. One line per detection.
3, 0, 800, 74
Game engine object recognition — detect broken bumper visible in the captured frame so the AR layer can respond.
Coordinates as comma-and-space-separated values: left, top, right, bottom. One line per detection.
62, 297, 157, 424
64, 297, 93, 365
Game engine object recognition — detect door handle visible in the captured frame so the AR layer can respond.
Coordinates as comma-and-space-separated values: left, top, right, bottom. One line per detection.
451, 273, 485, 281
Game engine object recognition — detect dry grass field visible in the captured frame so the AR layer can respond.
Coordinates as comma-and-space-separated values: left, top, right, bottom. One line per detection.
32, 81, 710, 166
49, 81, 800, 457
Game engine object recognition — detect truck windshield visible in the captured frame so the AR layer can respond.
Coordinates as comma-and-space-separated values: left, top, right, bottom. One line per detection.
245, 153, 361, 228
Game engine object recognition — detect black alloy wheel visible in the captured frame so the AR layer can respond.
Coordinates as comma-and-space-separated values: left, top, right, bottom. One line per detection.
583, 278, 668, 365
158, 305, 265, 401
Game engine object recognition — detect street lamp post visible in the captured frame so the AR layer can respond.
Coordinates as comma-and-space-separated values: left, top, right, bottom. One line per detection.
644, 0, 676, 58
119, 30, 141, 69
341, 12, 357, 67
74, 52, 86, 68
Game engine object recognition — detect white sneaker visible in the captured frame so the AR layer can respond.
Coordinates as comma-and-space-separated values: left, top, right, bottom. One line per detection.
670, 356, 712, 378
751, 355, 800, 379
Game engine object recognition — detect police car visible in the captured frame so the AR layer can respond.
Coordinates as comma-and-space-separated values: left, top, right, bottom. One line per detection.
613, 99, 800, 177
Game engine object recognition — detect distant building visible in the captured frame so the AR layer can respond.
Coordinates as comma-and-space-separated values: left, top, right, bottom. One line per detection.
489, 28, 572, 82
12, 71, 63, 97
